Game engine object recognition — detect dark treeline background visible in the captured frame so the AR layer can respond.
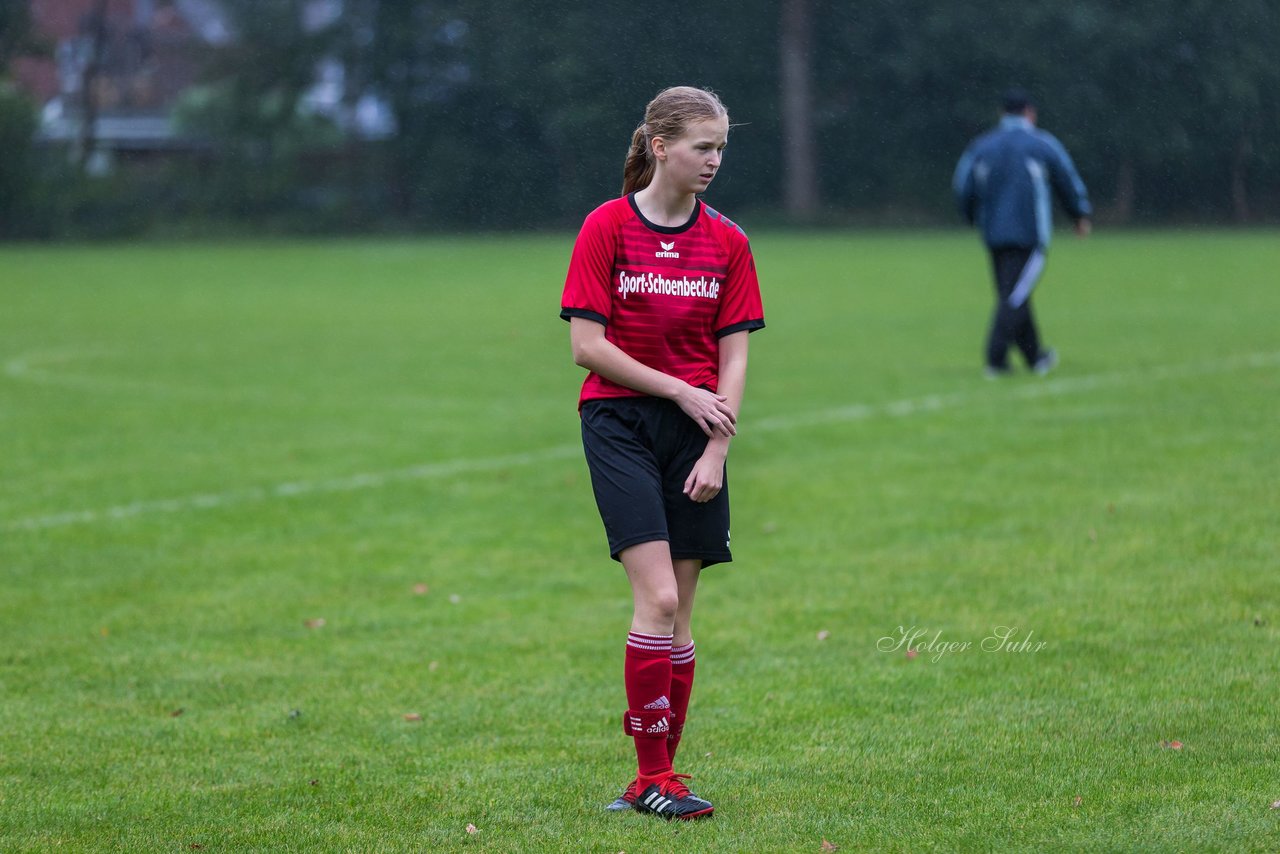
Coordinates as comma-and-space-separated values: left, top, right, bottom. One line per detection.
2, 0, 1279, 238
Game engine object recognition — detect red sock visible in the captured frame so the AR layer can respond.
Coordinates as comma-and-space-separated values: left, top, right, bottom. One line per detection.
668, 641, 696, 764
624, 631, 673, 778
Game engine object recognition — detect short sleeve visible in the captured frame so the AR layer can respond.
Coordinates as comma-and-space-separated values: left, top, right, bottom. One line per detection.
560, 211, 615, 326
714, 238, 765, 337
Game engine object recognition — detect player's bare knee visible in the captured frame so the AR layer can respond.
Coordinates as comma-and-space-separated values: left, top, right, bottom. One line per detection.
640, 589, 680, 623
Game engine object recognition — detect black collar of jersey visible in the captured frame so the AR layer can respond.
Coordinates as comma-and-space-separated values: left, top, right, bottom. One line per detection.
627, 193, 702, 235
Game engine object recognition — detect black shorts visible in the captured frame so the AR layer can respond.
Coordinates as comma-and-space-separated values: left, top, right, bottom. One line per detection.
580, 396, 732, 567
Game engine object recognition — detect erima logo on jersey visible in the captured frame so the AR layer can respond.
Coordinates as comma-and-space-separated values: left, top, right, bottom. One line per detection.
655, 240, 680, 259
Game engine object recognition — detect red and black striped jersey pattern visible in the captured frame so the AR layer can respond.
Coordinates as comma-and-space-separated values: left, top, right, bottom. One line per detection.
560, 194, 765, 408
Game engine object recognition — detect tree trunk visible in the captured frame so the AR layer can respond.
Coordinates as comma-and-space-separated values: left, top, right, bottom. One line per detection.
1231, 134, 1252, 223
78, 0, 110, 173
1111, 160, 1135, 223
779, 0, 818, 220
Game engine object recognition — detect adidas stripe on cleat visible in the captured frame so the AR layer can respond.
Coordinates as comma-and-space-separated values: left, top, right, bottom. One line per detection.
633, 772, 713, 821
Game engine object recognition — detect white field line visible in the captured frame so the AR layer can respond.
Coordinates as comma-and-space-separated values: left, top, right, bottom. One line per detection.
752, 350, 1280, 432
4, 349, 201, 397
2, 348, 312, 406
4, 446, 583, 531
4, 349, 326, 406
2, 348, 550, 413
4, 351, 1277, 532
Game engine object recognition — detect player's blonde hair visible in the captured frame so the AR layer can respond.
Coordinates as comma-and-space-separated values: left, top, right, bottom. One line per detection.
622, 86, 729, 196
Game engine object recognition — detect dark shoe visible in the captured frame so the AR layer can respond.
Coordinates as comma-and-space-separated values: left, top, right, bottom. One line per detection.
984, 364, 1012, 379
1033, 348, 1058, 375
633, 772, 714, 820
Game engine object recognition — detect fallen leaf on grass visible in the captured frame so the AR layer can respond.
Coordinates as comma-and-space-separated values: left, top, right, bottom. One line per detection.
1072, 796, 1082, 807
170, 708, 185, 717
1270, 799, 1280, 809
1159, 740, 1184, 750
906, 649, 919, 660
816, 630, 830, 641
413, 583, 429, 595
428, 661, 439, 672
449, 594, 461, 604
821, 838, 840, 852
403, 713, 422, 722
304, 618, 326, 629
309, 779, 319, 786
1088, 528, 1097, 542
466, 823, 478, 834
288, 709, 303, 719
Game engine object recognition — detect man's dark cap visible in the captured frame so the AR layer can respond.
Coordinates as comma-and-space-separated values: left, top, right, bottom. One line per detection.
1001, 88, 1034, 113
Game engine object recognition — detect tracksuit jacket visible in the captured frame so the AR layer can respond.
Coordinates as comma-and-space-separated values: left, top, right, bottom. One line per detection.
953, 116, 1092, 249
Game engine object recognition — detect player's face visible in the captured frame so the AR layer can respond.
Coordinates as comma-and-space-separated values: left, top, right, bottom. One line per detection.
658, 116, 729, 195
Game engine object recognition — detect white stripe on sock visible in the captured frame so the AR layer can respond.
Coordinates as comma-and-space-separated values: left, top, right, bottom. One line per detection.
671, 641, 696, 665
628, 633, 673, 651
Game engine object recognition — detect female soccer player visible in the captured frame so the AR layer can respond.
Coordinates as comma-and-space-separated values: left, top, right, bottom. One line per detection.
559, 86, 765, 820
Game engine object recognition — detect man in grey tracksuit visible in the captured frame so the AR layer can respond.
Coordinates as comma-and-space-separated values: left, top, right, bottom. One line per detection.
953, 89, 1092, 376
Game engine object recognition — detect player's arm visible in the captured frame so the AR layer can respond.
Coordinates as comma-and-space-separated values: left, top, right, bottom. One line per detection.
952, 147, 979, 224
1042, 135, 1092, 227
683, 330, 748, 503
569, 317, 737, 437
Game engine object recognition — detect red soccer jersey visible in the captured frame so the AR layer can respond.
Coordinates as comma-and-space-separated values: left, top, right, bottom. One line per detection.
560, 195, 765, 407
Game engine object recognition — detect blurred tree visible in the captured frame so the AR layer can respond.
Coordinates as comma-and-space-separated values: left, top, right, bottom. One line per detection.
0, 1, 36, 72
0, 4, 39, 236
11, 0, 1280, 237
1056, 0, 1280, 222
1178, 0, 1280, 222
177, 0, 346, 221
76, 0, 110, 172
333, 0, 779, 227
812, 0, 1280, 223
780, 0, 819, 220
0, 81, 38, 235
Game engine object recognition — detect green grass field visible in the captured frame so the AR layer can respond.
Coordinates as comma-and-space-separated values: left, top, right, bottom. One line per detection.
2, 230, 1277, 852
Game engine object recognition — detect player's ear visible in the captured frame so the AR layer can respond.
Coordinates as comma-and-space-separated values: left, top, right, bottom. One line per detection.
651, 136, 667, 162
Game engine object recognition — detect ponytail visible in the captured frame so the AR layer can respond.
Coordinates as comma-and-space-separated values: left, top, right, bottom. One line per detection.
620, 86, 729, 197
622, 124, 655, 195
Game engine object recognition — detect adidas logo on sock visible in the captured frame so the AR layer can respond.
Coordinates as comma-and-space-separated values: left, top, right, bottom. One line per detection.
643, 695, 671, 711
645, 719, 669, 735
